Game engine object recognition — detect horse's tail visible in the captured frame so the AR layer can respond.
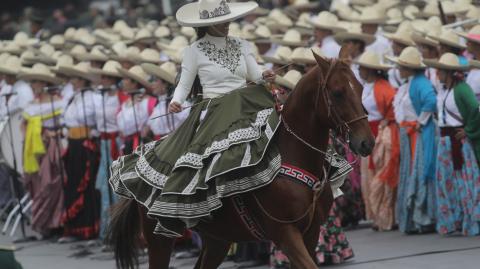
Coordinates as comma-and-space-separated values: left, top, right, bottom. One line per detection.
106, 198, 141, 269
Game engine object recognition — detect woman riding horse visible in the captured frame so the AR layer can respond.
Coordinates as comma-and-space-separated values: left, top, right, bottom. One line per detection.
107, 1, 375, 269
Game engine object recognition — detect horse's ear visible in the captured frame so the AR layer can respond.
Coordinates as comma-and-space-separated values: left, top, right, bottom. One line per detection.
338, 44, 352, 61
312, 49, 329, 71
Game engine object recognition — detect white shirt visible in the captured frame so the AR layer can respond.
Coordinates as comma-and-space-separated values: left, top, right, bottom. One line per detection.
148, 96, 191, 136
388, 68, 404, 89
366, 33, 391, 62
317, 36, 341, 59
117, 97, 151, 136
0, 80, 34, 119
61, 83, 74, 103
393, 77, 418, 124
437, 88, 463, 128
23, 99, 64, 128
425, 68, 441, 94
63, 91, 96, 128
93, 92, 120, 133
172, 34, 263, 105
362, 82, 383, 121
466, 68, 480, 101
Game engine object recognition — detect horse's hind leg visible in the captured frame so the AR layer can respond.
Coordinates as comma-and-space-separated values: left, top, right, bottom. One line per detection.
193, 234, 231, 269
274, 226, 318, 269
140, 206, 175, 269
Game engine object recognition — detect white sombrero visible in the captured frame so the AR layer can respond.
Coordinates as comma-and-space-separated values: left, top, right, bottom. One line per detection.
0, 56, 22, 75
141, 61, 177, 85
270, 29, 308, 47
424, 52, 469, 71
308, 11, 345, 32
430, 29, 466, 50
59, 62, 97, 81
457, 25, 480, 45
18, 63, 62, 84
355, 51, 392, 71
275, 70, 302, 90
91, 60, 123, 78
176, 0, 258, 27
262, 46, 292, 65
117, 65, 153, 89
385, 46, 426, 69
290, 47, 323, 65
470, 59, 480, 69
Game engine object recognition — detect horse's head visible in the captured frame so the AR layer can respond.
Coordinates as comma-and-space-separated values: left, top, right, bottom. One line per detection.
310, 45, 375, 156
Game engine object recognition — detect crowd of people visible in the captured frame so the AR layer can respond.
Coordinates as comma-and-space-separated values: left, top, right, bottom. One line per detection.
0, 0, 479, 268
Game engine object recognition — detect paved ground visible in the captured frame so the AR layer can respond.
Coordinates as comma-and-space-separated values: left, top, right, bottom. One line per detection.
1, 226, 480, 269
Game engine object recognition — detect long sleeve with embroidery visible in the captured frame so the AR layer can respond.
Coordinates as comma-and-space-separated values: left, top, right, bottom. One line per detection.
171, 34, 263, 105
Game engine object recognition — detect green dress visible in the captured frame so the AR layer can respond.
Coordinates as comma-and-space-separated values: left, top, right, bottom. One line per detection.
110, 85, 281, 237
454, 82, 480, 164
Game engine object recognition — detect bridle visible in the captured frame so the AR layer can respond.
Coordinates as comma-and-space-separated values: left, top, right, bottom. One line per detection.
281, 58, 368, 155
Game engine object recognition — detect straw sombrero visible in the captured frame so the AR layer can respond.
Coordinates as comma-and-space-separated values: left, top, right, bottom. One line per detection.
290, 47, 323, 65
133, 48, 162, 64
50, 54, 74, 72
141, 61, 177, 85
0, 42, 22, 55
411, 32, 439, 47
424, 52, 469, 71
157, 36, 189, 51
470, 59, 480, 69
355, 51, 392, 71
354, 7, 388, 24
49, 34, 65, 49
0, 56, 22, 75
251, 25, 272, 44
457, 25, 480, 45
275, 70, 302, 90
429, 29, 466, 50
117, 65, 152, 89
385, 46, 426, 69
59, 62, 97, 81
91, 60, 122, 78
334, 24, 375, 45
262, 46, 292, 65
271, 29, 308, 47
154, 26, 171, 39
131, 28, 156, 44
77, 45, 109, 62
176, 0, 258, 27
308, 11, 345, 32
18, 63, 62, 84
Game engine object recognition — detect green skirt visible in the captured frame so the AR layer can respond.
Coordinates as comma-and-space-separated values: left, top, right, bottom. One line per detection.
110, 85, 281, 237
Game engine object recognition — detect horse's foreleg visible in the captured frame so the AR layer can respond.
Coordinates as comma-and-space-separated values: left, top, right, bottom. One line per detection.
139, 207, 175, 269
274, 226, 318, 269
302, 218, 321, 265
193, 234, 231, 269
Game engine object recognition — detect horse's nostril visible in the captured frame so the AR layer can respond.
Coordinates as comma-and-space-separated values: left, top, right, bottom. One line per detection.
360, 139, 374, 153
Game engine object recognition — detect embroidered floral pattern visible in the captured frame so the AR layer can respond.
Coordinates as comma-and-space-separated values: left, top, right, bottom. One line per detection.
199, 0, 231, 19
197, 37, 241, 74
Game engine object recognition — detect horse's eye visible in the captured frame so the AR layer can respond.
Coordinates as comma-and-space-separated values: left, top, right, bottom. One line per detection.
332, 90, 344, 99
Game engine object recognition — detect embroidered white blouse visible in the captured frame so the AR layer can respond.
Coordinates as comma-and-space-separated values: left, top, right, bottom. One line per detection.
23, 99, 64, 128
466, 68, 480, 101
362, 82, 383, 121
437, 88, 463, 128
117, 97, 151, 136
148, 96, 191, 136
93, 92, 120, 133
0, 80, 34, 119
171, 34, 263, 105
63, 91, 96, 128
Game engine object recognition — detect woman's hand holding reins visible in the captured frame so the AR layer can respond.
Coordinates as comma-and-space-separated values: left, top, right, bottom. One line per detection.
262, 70, 276, 83
169, 102, 183, 113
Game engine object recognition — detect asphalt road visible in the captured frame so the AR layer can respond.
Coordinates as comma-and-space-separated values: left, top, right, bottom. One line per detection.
1, 227, 480, 269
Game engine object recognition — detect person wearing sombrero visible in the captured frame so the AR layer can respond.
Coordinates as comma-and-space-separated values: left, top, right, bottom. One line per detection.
90, 60, 125, 240
309, 11, 346, 59
383, 21, 415, 89
430, 29, 468, 66
59, 61, 100, 243
412, 26, 441, 92
50, 54, 76, 103
109, 0, 278, 261
424, 53, 480, 236
390, 46, 437, 234
17, 63, 64, 238
354, 51, 399, 231
0, 55, 34, 118
142, 62, 190, 141
116, 65, 157, 155
356, 7, 392, 61
334, 24, 376, 82
459, 25, 480, 100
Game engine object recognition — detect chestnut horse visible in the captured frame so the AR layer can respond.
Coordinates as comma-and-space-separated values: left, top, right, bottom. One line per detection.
107, 47, 375, 269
